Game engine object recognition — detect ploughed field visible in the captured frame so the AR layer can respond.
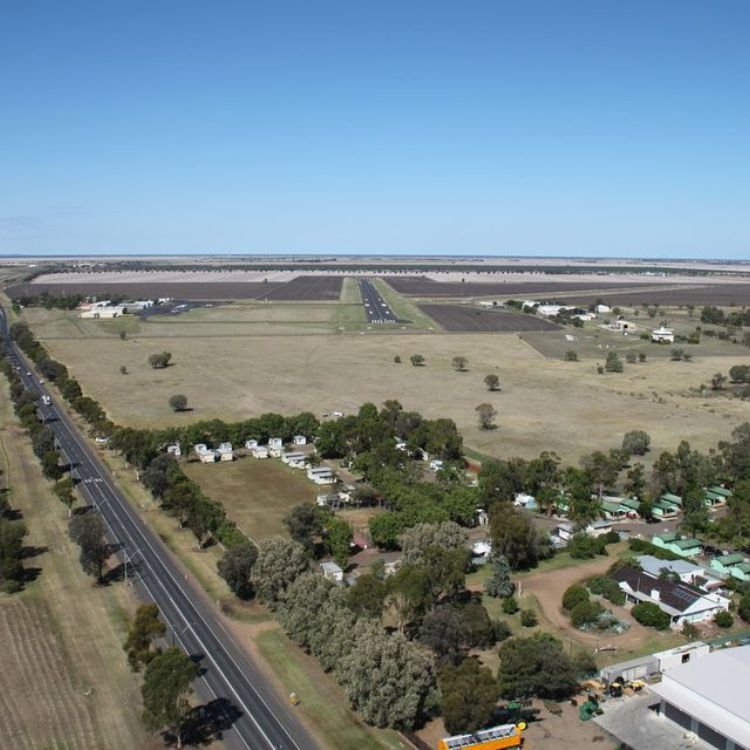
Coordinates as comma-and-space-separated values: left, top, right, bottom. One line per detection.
383, 275, 670, 297
8, 275, 344, 302
419, 304, 561, 332
383, 276, 750, 306
560, 283, 750, 306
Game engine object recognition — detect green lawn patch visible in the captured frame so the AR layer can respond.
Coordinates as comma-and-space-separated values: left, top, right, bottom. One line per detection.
184, 457, 318, 540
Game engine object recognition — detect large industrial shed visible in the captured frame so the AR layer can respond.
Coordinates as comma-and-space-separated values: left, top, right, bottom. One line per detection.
649, 646, 750, 750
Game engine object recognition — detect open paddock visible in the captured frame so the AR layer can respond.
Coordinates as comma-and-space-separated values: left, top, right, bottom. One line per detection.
183, 456, 317, 540
419, 304, 561, 332
36, 328, 750, 465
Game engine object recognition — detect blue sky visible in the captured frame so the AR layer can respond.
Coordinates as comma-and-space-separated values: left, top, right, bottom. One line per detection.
1, 1, 748, 258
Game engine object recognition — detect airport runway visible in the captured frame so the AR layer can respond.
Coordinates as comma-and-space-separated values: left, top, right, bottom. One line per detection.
358, 278, 398, 323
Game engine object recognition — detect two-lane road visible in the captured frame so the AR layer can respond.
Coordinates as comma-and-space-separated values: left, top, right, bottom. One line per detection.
0, 306, 320, 750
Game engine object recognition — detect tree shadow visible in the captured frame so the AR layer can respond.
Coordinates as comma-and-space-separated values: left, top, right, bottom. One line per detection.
20, 565, 42, 585
162, 698, 243, 747
20, 544, 48, 560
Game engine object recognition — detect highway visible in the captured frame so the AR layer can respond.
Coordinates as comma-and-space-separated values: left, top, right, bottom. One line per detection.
0, 306, 319, 750
358, 278, 398, 323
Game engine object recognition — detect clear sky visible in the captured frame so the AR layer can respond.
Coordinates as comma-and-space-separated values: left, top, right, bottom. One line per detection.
1, 1, 748, 258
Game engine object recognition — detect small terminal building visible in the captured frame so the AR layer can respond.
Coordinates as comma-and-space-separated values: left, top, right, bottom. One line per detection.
649, 646, 750, 749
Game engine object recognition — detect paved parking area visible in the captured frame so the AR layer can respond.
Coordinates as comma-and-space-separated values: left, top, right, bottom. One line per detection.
594, 690, 711, 750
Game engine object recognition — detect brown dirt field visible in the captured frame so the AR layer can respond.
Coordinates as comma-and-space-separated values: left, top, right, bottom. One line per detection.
7, 274, 344, 302
419, 304, 561, 332
384, 275, 679, 298
559, 283, 750, 306
262, 275, 343, 301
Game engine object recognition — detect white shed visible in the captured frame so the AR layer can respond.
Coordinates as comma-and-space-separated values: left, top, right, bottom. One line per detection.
269, 437, 283, 450
293, 435, 307, 446
245, 439, 258, 450
320, 561, 344, 583
252, 446, 269, 459
166, 444, 181, 457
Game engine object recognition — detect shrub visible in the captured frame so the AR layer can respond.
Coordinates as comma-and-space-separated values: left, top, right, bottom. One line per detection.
570, 600, 604, 628
493, 619, 512, 643
564, 351, 578, 362
714, 610, 733, 628
628, 538, 681, 561
562, 584, 589, 611
587, 577, 626, 606
520, 609, 538, 627
632, 602, 671, 630
568, 533, 608, 559
501, 596, 519, 615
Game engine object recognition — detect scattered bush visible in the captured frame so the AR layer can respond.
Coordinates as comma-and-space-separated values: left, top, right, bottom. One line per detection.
632, 602, 671, 630
501, 596, 519, 615
562, 584, 590, 611
570, 600, 604, 628
520, 609, 538, 628
564, 351, 578, 362
714, 610, 733, 628
587, 577, 626, 606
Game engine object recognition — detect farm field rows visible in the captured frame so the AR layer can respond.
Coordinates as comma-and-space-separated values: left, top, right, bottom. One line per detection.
0, 390, 152, 750
382, 275, 685, 298
8, 274, 345, 302
183, 458, 318, 540
559, 283, 750, 306
35, 325, 750, 465
419, 304, 561, 332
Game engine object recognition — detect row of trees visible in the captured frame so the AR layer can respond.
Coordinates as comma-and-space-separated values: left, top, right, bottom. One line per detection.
139, 453, 245, 549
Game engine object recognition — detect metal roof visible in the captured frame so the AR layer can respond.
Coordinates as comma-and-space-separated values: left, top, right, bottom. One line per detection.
650, 647, 750, 747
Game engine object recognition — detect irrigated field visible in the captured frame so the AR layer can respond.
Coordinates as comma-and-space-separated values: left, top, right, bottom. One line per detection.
419, 304, 561, 332
183, 457, 317, 539
0, 393, 152, 750
32, 319, 750, 464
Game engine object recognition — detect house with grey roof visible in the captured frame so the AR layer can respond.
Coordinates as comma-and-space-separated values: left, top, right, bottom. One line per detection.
612, 565, 729, 628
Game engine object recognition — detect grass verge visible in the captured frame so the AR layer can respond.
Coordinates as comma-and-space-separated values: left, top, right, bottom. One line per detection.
255, 629, 406, 750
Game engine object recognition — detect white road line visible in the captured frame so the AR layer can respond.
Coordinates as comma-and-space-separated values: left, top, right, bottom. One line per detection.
54, 408, 299, 750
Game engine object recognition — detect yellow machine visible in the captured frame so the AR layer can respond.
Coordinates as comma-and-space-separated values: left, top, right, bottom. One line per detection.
437, 723, 525, 750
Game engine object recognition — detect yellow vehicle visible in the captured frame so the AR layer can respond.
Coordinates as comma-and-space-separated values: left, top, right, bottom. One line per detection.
289, 691, 300, 706
437, 722, 525, 750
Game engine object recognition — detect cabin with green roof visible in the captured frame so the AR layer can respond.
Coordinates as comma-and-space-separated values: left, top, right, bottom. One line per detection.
652, 533, 702, 558
652, 493, 682, 519
600, 500, 627, 520
710, 553, 750, 580
703, 485, 732, 508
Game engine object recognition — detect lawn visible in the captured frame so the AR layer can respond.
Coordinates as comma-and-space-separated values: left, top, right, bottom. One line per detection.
0, 386, 153, 749
255, 629, 405, 750
184, 457, 318, 540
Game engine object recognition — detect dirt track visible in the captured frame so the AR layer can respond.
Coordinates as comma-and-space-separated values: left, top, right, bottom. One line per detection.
517, 556, 655, 651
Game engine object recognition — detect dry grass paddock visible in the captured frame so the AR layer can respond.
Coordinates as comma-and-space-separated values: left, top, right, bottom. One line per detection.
30, 309, 750, 464
183, 457, 318, 540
